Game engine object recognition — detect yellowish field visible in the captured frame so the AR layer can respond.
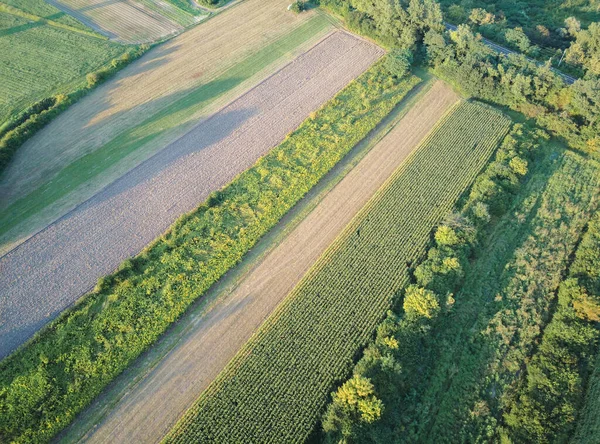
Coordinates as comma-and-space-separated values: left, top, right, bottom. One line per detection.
0, 0, 334, 254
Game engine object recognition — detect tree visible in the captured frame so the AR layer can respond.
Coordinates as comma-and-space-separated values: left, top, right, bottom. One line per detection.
403, 285, 440, 319
566, 23, 600, 75
469, 8, 495, 26
384, 49, 412, 77
322, 375, 384, 440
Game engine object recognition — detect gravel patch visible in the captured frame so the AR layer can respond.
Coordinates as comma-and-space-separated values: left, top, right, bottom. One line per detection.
0, 31, 383, 359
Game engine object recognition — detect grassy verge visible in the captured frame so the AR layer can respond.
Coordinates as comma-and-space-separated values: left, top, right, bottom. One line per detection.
0, 58, 417, 444
164, 101, 510, 443
0, 14, 332, 239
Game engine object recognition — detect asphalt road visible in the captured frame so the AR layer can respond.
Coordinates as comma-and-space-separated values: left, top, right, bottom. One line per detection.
0, 30, 383, 359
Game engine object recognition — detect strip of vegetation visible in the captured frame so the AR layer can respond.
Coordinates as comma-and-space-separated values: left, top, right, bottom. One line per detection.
0, 58, 417, 444
164, 0, 208, 15
575, 340, 600, 442
164, 101, 510, 443
0, 46, 148, 175
321, 123, 547, 441
502, 213, 600, 441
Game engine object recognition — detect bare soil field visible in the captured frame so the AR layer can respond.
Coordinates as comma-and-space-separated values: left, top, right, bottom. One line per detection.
48, 0, 188, 43
0, 31, 381, 359
0, 0, 333, 254
59, 81, 459, 444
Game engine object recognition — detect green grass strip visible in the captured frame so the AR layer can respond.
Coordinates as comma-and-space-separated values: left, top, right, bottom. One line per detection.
0, 14, 330, 238
0, 58, 418, 444
164, 101, 511, 443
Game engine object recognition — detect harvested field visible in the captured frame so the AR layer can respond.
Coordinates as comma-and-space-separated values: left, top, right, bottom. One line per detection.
63, 80, 459, 444
0, 31, 382, 359
0, 0, 332, 253
48, 0, 191, 43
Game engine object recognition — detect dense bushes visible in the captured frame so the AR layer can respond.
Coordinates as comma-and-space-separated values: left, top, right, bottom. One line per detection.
321, 124, 546, 442
503, 214, 600, 442
424, 24, 600, 154
0, 59, 418, 444
0, 46, 147, 175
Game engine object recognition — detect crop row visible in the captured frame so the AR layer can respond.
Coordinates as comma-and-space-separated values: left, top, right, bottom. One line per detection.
164, 101, 511, 443
0, 59, 417, 444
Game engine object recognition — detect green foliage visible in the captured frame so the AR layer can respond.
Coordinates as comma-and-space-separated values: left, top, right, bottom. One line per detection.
320, 124, 567, 443
438, 0, 600, 51
290, 0, 307, 13
384, 48, 413, 78
322, 375, 384, 440
503, 213, 600, 442
424, 24, 600, 154
403, 285, 440, 319
320, 0, 443, 48
567, 22, 600, 75
164, 101, 510, 443
0, 61, 419, 444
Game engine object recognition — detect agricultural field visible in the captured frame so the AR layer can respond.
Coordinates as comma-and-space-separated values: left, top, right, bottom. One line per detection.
1, 0, 89, 30
63, 79, 457, 444
0, 0, 333, 255
0, 48, 410, 444
164, 101, 511, 442
48, 0, 197, 43
0, 6, 124, 124
0, 30, 382, 358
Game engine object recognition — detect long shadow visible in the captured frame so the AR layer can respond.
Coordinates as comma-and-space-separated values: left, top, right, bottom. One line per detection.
0, 20, 44, 37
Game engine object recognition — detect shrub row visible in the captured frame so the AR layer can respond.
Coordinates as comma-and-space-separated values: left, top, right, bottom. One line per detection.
0, 58, 417, 444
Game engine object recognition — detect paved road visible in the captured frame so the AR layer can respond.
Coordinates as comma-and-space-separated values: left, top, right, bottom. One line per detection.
0, 31, 383, 359
445, 23, 577, 85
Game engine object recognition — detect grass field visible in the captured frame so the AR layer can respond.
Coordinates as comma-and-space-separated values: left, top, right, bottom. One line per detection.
0, 57, 411, 444
0, 8, 123, 124
164, 101, 511, 443
1, 0, 89, 30
0, 1, 334, 254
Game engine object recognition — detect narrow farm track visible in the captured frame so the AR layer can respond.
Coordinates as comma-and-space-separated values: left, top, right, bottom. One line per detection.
48, 0, 185, 43
0, 31, 382, 359
66, 81, 459, 444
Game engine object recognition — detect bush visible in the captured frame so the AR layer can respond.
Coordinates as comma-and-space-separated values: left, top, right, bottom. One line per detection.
290, 0, 306, 13
385, 49, 413, 78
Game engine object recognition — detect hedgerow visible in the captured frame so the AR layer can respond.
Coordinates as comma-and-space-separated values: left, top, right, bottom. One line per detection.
0, 58, 418, 444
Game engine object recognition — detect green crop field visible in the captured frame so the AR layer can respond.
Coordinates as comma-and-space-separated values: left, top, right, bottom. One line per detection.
164, 101, 511, 443
0, 9, 123, 123
1, 0, 89, 30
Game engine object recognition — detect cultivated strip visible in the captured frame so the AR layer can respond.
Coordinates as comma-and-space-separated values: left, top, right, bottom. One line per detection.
70, 80, 459, 444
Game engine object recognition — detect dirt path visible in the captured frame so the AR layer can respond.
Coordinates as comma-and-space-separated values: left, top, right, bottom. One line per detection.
0, 31, 381, 359
64, 81, 460, 444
